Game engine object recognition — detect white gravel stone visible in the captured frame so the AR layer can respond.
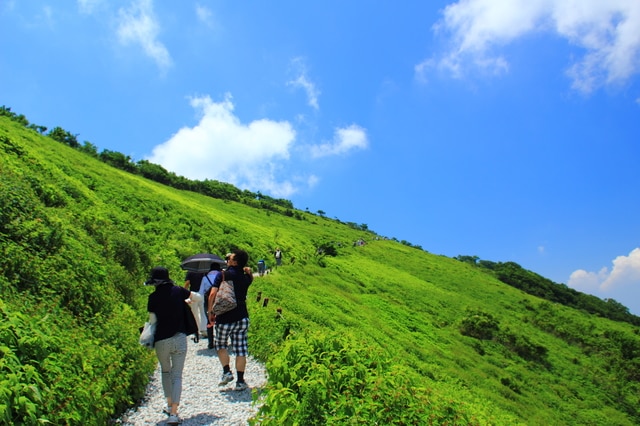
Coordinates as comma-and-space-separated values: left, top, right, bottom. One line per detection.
115, 337, 268, 425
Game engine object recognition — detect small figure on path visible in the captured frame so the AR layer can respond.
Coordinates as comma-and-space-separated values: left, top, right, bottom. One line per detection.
257, 259, 266, 276
274, 247, 282, 267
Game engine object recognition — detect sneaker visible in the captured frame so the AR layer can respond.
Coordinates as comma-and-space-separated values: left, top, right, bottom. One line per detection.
167, 414, 181, 425
234, 381, 249, 391
162, 405, 171, 416
219, 371, 234, 386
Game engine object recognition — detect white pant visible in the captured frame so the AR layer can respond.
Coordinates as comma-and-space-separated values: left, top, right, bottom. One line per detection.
186, 292, 206, 334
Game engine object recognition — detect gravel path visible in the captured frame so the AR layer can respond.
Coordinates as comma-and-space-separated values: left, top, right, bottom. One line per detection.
115, 337, 268, 425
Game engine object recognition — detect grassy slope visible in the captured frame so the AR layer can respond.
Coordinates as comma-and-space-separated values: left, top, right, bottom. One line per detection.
1, 116, 638, 425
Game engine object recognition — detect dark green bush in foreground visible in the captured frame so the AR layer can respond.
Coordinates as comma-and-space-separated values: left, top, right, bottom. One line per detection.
0, 299, 155, 425
252, 331, 478, 425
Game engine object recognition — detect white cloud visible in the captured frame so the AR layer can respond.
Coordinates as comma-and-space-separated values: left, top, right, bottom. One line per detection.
311, 125, 368, 158
307, 175, 320, 188
423, 0, 640, 93
195, 4, 214, 27
568, 248, 640, 293
147, 94, 300, 197
568, 267, 609, 292
601, 248, 640, 290
117, 0, 172, 71
287, 58, 320, 110
77, 0, 103, 14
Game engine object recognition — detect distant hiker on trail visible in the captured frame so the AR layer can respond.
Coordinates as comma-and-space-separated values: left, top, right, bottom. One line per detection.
184, 270, 206, 340
200, 262, 222, 349
145, 266, 200, 425
274, 248, 282, 267
257, 259, 266, 276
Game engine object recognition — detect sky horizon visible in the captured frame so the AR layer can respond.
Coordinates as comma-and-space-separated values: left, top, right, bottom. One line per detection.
2, 1, 639, 315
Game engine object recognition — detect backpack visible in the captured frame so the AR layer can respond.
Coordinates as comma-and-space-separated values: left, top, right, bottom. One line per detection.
212, 271, 237, 315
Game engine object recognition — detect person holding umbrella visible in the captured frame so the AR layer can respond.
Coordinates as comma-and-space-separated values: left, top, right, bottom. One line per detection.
200, 262, 222, 349
180, 253, 226, 343
207, 249, 253, 391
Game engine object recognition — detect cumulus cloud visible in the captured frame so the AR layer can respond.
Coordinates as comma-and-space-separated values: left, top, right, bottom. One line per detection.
568, 248, 640, 294
311, 125, 368, 158
287, 58, 320, 110
421, 0, 640, 93
77, 0, 103, 14
147, 94, 300, 197
195, 3, 214, 27
117, 0, 172, 71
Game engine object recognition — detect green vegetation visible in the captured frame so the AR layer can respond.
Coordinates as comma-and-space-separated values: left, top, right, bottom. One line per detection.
454, 256, 640, 326
1, 111, 640, 425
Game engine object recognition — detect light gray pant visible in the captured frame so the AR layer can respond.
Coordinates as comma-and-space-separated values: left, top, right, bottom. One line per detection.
189, 300, 207, 334
155, 332, 187, 404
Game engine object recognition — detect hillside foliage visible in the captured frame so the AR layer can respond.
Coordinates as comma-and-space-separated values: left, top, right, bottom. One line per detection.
1, 111, 640, 425
454, 255, 640, 326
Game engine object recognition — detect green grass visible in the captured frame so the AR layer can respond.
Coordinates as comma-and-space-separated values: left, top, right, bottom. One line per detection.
1, 115, 639, 425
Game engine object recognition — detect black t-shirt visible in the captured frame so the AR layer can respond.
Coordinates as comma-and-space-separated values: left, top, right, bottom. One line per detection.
213, 266, 253, 324
147, 283, 192, 342
185, 271, 205, 292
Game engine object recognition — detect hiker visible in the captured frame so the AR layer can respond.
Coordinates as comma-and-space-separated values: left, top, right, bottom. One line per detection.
145, 266, 200, 425
200, 262, 222, 349
274, 247, 282, 267
184, 270, 206, 340
257, 259, 266, 276
207, 249, 253, 391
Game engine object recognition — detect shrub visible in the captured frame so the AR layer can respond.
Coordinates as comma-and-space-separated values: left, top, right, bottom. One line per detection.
460, 309, 500, 340
253, 331, 471, 425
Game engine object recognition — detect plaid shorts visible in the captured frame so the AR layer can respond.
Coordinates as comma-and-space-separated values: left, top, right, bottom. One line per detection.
214, 318, 249, 356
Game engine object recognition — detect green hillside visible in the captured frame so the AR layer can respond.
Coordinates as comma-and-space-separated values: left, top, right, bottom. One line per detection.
1, 115, 639, 425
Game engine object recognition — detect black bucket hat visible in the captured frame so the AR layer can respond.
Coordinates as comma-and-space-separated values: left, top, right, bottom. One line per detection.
144, 266, 174, 285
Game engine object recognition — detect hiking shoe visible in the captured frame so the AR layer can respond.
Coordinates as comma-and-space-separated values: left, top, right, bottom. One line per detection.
219, 371, 234, 386
167, 414, 181, 425
234, 381, 249, 391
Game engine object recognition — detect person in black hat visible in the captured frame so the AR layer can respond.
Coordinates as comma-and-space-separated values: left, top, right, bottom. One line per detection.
145, 266, 201, 425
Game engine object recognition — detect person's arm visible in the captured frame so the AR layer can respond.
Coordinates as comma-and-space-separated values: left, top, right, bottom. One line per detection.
207, 287, 218, 321
207, 272, 222, 319
243, 267, 254, 283
190, 291, 203, 303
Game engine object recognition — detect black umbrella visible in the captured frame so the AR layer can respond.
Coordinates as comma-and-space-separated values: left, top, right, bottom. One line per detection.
180, 253, 226, 272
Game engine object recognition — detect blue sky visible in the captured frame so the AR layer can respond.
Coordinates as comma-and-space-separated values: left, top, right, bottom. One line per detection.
2, 1, 639, 314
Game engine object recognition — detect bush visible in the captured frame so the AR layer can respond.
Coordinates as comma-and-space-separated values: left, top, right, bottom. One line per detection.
460, 309, 500, 340
253, 331, 472, 425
